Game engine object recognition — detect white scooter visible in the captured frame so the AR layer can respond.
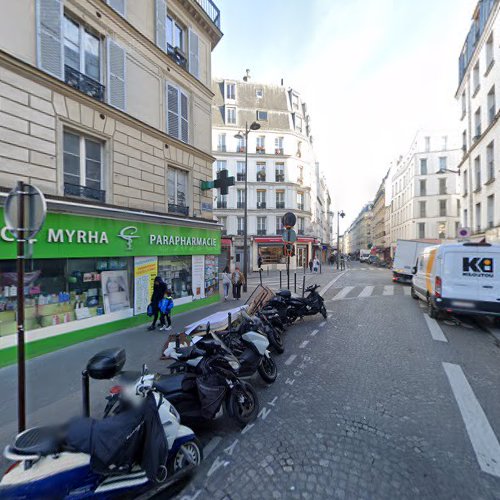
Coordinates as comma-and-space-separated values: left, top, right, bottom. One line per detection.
0, 348, 203, 500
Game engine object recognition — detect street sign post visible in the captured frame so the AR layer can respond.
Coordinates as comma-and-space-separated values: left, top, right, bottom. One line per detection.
4, 181, 47, 432
282, 228, 297, 244
282, 212, 297, 229
457, 227, 471, 241
281, 213, 296, 289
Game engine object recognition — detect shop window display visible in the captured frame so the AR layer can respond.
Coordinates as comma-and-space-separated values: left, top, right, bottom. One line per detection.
158, 256, 193, 299
259, 246, 286, 265
204, 255, 218, 297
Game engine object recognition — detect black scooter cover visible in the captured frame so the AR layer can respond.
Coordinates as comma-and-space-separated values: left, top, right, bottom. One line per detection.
66, 392, 167, 482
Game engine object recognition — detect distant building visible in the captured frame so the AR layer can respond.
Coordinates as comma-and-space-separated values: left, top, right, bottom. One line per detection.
211, 77, 332, 271
456, 0, 500, 241
389, 131, 462, 253
372, 170, 390, 261
347, 203, 373, 255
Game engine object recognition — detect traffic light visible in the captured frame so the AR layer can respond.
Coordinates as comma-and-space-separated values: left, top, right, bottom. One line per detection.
283, 243, 295, 256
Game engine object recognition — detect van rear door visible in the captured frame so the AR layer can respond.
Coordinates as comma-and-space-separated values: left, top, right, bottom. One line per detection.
442, 244, 500, 303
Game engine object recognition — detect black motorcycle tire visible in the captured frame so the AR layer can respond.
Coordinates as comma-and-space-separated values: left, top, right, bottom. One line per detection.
257, 355, 278, 383
167, 437, 203, 476
320, 304, 327, 319
266, 326, 285, 354
287, 309, 299, 323
227, 382, 260, 426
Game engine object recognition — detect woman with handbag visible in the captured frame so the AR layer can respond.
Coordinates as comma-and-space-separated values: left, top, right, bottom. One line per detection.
148, 276, 166, 331
231, 266, 245, 300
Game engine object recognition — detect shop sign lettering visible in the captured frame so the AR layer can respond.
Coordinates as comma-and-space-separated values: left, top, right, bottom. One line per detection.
48, 228, 109, 244
149, 234, 217, 247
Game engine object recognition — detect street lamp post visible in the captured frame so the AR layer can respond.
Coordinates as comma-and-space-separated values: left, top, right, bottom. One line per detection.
235, 121, 261, 292
336, 210, 345, 270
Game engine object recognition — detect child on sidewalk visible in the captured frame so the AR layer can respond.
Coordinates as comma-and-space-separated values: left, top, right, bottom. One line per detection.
158, 289, 174, 331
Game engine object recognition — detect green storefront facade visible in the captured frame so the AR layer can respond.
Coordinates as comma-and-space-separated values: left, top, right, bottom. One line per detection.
0, 207, 221, 366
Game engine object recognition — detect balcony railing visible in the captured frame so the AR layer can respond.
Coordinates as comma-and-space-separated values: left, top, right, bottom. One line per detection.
168, 203, 189, 216
257, 229, 267, 236
217, 145, 226, 152
167, 43, 188, 70
297, 204, 304, 211
64, 182, 105, 202
65, 65, 104, 101
275, 148, 284, 155
217, 201, 227, 209
297, 229, 304, 235
275, 175, 285, 183
237, 201, 245, 209
237, 147, 246, 153
276, 202, 285, 209
257, 175, 266, 182
237, 229, 244, 235
257, 202, 267, 209
236, 173, 245, 181
276, 228, 284, 235
195, 0, 221, 29
256, 146, 266, 154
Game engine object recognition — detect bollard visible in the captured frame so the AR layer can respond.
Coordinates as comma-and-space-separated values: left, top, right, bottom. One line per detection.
82, 369, 90, 417
320, 263, 322, 274
302, 275, 306, 297
280, 270, 282, 289
259, 269, 262, 286
294, 273, 297, 293
228, 313, 232, 333
267, 266, 269, 276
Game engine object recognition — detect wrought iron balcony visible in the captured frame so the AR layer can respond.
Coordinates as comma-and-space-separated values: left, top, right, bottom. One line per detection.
275, 175, 285, 183
275, 148, 284, 155
256, 146, 266, 154
168, 203, 189, 216
257, 202, 267, 209
297, 229, 304, 235
236, 173, 245, 181
217, 145, 226, 152
276, 202, 285, 209
276, 228, 284, 235
237, 229, 244, 235
64, 65, 104, 101
256, 173, 266, 182
297, 204, 304, 211
64, 182, 105, 202
237, 201, 245, 209
167, 44, 188, 70
195, 0, 221, 29
217, 201, 227, 209
257, 229, 267, 236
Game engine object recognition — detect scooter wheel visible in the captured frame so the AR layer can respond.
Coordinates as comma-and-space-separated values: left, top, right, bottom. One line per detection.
258, 355, 278, 383
266, 327, 285, 354
227, 382, 260, 426
167, 437, 203, 476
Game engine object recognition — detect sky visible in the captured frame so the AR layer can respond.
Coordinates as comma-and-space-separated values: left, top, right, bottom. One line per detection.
211, 0, 475, 233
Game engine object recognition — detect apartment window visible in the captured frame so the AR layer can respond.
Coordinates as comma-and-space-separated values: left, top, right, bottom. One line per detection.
441, 136, 448, 150
298, 216, 305, 235
461, 92, 466, 117
424, 136, 431, 152
487, 141, 495, 181
486, 33, 494, 70
439, 200, 447, 217
256, 88, 263, 98
438, 222, 446, 239
276, 216, 284, 234
464, 209, 468, 227
226, 106, 236, 125
276, 190, 285, 209
217, 133, 226, 152
275, 137, 284, 155
457, 199, 461, 216
297, 192, 304, 211
295, 115, 303, 133
237, 217, 244, 234
475, 203, 482, 232
455, 221, 460, 237
419, 201, 426, 218
257, 190, 266, 209
420, 159, 427, 175
215, 160, 226, 173
463, 169, 468, 195
488, 86, 496, 124
439, 178, 447, 195
236, 161, 245, 181
474, 156, 481, 190
217, 195, 227, 209
166, 15, 184, 51
167, 83, 189, 143
462, 130, 467, 151
167, 167, 188, 214
474, 107, 481, 138
237, 189, 245, 209
63, 130, 104, 202
225, 82, 236, 100
473, 62, 480, 94
275, 162, 285, 182
487, 195, 495, 228
257, 216, 267, 235
297, 165, 304, 183
256, 162, 266, 182
439, 157, 447, 172
257, 110, 268, 121
236, 136, 245, 152
256, 136, 266, 153
418, 223, 425, 239
291, 93, 299, 110
419, 179, 426, 196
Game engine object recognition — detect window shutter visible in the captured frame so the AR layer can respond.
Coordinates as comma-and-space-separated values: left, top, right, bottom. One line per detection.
180, 91, 189, 143
155, 0, 167, 51
36, 0, 63, 79
107, 39, 126, 111
107, 0, 126, 17
167, 83, 179, 139
188, 29, 199, 79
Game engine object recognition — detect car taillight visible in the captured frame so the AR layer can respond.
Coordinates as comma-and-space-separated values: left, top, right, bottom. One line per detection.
110, 385, 122, 394
435, 276, 442, 298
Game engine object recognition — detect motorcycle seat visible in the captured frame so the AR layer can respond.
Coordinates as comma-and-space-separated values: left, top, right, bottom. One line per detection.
176, 345, 206, 361
154, 373, 196, 394
276, 289, 291, 299
11, 426, 63, 456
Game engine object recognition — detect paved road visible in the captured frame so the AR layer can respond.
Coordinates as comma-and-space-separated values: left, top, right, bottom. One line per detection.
169, 262, 500, 499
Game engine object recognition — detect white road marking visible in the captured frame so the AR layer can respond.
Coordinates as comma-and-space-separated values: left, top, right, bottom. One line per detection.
319, 321, 326, 327
423, 314, 448, 342
383, 285, 394, 296
403, 287, 411, 296
358, 286, 374, 298
443, 362, 500, 478
310, 329, 319, 337
204, 436, 222, 459
284, 354, 297, 366
299, 340, 309, 348
320, 271, 348, 296
332, 286, 355, 301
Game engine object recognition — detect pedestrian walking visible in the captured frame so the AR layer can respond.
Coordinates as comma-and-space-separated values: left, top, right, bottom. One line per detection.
221, 266, 231, 301
257, 254, 263, 271
313, 258, 320, 273
148, 276, 166, 331
231, 266, 245, 300
308, 259, 313, 273
158, 289, 174, 331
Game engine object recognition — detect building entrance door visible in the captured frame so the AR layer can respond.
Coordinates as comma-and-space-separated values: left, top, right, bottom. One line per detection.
297, 245, 306, 269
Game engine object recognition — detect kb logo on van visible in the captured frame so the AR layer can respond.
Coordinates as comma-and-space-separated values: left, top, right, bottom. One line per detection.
462, 257, 494, 277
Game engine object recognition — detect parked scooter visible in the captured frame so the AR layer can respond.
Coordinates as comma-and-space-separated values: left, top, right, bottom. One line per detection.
262, 294, 297, 326
237, 309, 285, 355
275, 284, 327, 320
0, 348, 202, 500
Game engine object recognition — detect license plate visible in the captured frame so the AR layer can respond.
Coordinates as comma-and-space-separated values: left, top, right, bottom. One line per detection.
451, 301, 475, 309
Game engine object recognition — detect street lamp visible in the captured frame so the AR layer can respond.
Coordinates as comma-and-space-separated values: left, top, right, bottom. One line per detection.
235, 121, 261, 292
336, 210, 345, 269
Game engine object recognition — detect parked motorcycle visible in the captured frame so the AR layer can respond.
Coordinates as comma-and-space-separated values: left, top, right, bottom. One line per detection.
262, 293, 297, 326
0, 348, 202, 500
275, 284, 327, 320
237, 309, 285, 355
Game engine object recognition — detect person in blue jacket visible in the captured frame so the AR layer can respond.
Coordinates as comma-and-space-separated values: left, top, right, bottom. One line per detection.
158, 289, 174, 331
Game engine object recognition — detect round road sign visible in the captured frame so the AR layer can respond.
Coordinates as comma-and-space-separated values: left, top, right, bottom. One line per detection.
4, 183, 47, 240
282, 228, 297, 243
282, 212, 296, 228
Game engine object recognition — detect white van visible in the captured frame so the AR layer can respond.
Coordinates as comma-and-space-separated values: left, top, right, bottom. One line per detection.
411, 242, 500, 318
359, 249, 370, 263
